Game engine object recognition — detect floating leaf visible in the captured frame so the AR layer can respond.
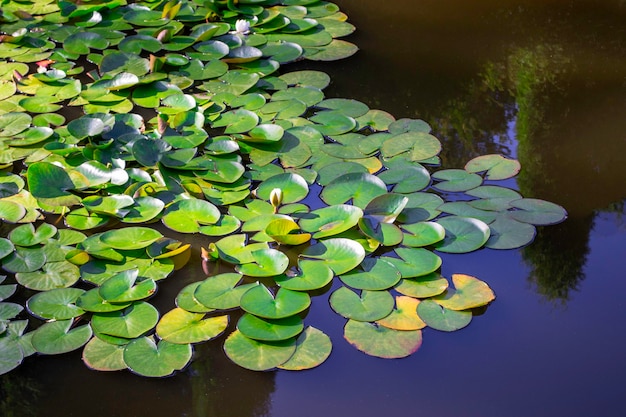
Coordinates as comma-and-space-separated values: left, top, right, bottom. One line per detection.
9, 223, 57, 246
91, 302, 159, 339
339, 258, 401, 291
381, 247, 442, 279
98, 269, 156, 303
123, 337, 192, 377
99, 227, 163, 250
431, 169, 483, 193
464, 154, 521, 180
376, 296, 427, 331
32, 319, 92, 355
278, 326, 332, 370
394, 272, 449, 298
274, 260, 334, 291
240, 285, 310, 319
156, 308, 228, 344
401, 221, 446, 247
162, 199, 220, 233
299, 204, 363, 239
26, 288, 85, 320
433, 274, 496, 310
26, 161, 81, 206
82, 337, 127, 372
416, 300, 472, 332
329, 287, 394, 322
235, 248, 290, 277
256, 172, 309, 204
485, 216, 536, 249
224, 330, 296, 371
237, 313, 303, 342
194, 273, 258, 310
321, 173, 387, 208
344, 320, 422, 358
300, 238, 365, 275
508, 198, 568, 225
434, 216, 491, 253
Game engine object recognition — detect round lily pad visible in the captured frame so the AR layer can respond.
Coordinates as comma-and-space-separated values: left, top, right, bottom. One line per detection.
508, 198, 568, 225
99, 227, 163, 250
300, 238, 365, 275
329, 287, 394, 322
235, 248, 290, 277
223, 329, 296, 371
123, 337, 192, 377
75, 288, 132, 313
265, 218, 311, 245
26, 288, 85, 320
91, 301, 159, 339
237, 313, 303, 342
339, 258, 401, 290
321, 172, 387, 208
344, 320, 422, 359
156, 308, 228, 344
433, 274, 496, 311
31, 319, 93, 355
82, 337, 127, 372
240, 285, 310, 319
394, 272, 449, 298
0, 201, 26, 223
256, 172, 309, 204
162, 198, 221, 233
277, 326, 332, 370
15, 261, 80, 291
434, 216, 491, 254
98, 269, 157, 303
376, 296, 427, 331
401, 221, 446, 247
194, 273, 259, 310
0, 338, 23, 375
431, 169, 483, 193
9, 223, 57, 246
464, 154, 521, 180
485, 216, 536, 249
274, 259, 334, 291
381, 247, 442, 279
416, 300, 472, 332
175, 281, 215, 313
298, 204, 363, 239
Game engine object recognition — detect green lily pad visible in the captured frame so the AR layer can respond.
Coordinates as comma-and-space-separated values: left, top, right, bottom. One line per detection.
240, 285, 310, 319
274, 259, 334, 291
401, 221, 446, 247
464, 154, 521, 180
82, 337, 127, 371
156, 308, 228, 344
194, 273, 259, 310
3, 246, 45, 273
0, 337, 23, 375
277, 326, 332, 370
31, 319, 92, 355
91, 301, 159, 339
321, 173, 387, 208
434, 216, 491, 253
161, 198, 220, 233
212, 108, 259, 134
75, 288, 132, 313
64, 207, 111, 230
376, 296, 427, 331
339, 258, 401, 291
329, 287, 394, 322
235, 248, 290, 277
433, 274, 496, 310
224, 329, 296, 371
26, 161, 81, 206
396, 192, 444, 223
279, 70, 330, 89
431, 169, 483, 193
299, 204, 363, 239
26, 288, 85, 320
416, 299, 472, 332
99, 227, 163, 250
508, 198, 568, 225
265, 218, 311, 245
485, 215, 536, 249
394, 272, 449, 298
98, 269, 156, 303
123, 336, 192, 377
381, 247, 442, 279
175, 281, 214, 313
237, 313, 303, 342
0, 302, 23, 320
0, 201, 26, 223
67, 116, 104, 139
256, 172, 309, 204
8, 223, 56, 247
300, 238, 365, 275
437, 201, 497, 224
344, 320, 422, 358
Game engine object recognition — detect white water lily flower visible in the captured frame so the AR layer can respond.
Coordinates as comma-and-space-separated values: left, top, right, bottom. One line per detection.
233, 19, 250, 35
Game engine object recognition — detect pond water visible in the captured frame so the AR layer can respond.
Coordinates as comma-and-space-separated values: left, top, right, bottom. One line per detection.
3, 1, 626, 416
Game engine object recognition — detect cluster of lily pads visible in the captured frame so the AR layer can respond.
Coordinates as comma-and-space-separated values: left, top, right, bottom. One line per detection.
0, 0, 567, 377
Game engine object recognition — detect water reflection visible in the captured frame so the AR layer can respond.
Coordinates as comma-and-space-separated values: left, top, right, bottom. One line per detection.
328, 0, 626, 302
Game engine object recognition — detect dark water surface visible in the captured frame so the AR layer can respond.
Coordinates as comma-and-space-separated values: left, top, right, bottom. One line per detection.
4, 1, 626, 417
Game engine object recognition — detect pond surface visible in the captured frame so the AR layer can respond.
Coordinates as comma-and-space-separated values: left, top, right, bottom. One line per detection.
4, 1, 626, 416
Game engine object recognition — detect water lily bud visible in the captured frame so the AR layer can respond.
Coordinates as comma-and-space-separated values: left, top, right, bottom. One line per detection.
234, 19, 250, 35
270, 188, 283, 210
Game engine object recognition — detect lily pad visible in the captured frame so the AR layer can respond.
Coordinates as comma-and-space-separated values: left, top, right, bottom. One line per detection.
256, 172, 309, 204
240, 285, 310, 319
156, 308, 228, 344
99, 227, 163, 250
82, 337, 127, 371
98, 269, 157, 303
274, 259, 334, 291
376, 296, 427, 331
300, 238, 365, 275
8, 223, 57, 247
223, 329, 296, 371
175, 281, 214, 313
344, 320, 422, 359
329, 287, 394, 322
381, 247, 442, 279
194, 273, 259, 310
464, 154, 521, 180
431, 169, 483, 193
298, 204, 363, 239
235, 248, 290, 277
26, 288, 85, 320
277, 326, 332, 370
394, 272, 449, 298
416, 299, 472, 332
26, 161, 81, 206
508, 198, 568, 225
485, 216, 536, 249
237, 313, 303, 342
339, 258, 401, 291
75, 288, 132, 313
434, 216, 491, 254
123, 336, 192, 377
432, 274, 496, 310
91, 301, 159, 339
401, 221, 446, 247
321, 173, 387, 208
31, 319, 92, 355
161, 198, 220, 233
